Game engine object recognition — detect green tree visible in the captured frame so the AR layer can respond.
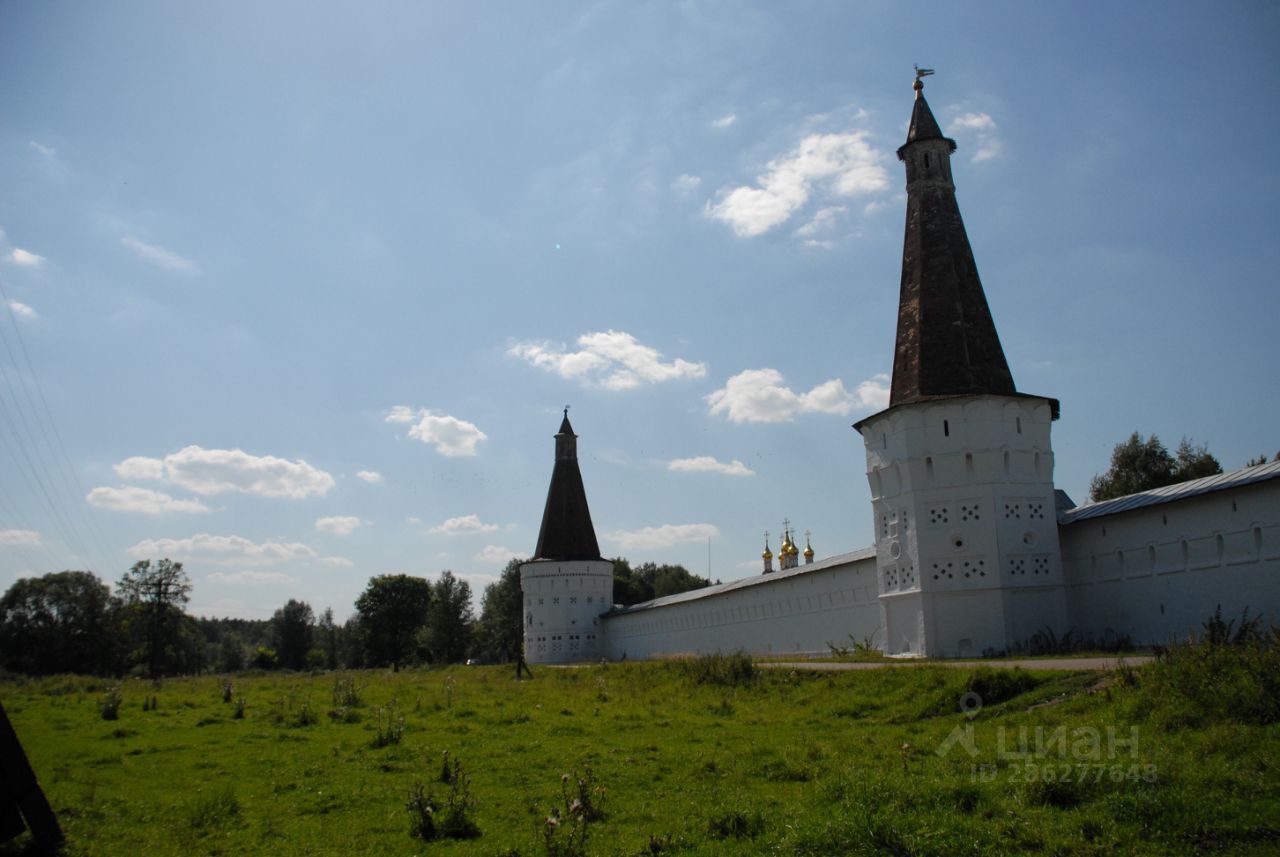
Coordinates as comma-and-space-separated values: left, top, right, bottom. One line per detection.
422, 571, 474, 664
1089, 433, 1223, 502
316, 607, 339, 670
0, 571, 122, 676
117, 558, 193, 678
1172, 438, 1223, 482
270, 599, 315, 671
472, 559, 524, 663
354, 574, 433, 670
610, 558, 711, 607
1245, 452, 1279, 467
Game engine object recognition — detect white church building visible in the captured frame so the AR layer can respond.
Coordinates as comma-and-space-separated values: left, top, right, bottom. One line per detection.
520, 77, 1280, 663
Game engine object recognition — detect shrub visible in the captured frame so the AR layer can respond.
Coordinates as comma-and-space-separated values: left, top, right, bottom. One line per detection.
221, 681, 234, 703
407, 754, 480, 841
372, 700, 405, 748
98, 687, 122, 721
332, 675, 360, 708
233, 697, 246, 719
680, 651, 755, 687
540, 767, 605, 857
1140, 609, 1280, 726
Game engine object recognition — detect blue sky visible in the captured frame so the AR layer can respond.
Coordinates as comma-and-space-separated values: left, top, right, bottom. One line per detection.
2, 1, 1277, 620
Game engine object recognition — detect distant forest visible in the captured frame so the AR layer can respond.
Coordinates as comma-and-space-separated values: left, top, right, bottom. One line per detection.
0, 557, 712, 677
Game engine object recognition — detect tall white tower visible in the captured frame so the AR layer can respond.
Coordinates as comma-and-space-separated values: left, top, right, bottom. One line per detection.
853, 74, 1068, 657
520, 411, 614, 664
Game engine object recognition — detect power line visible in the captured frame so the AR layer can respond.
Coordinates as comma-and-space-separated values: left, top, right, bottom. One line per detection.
0, 277, 119, 572
0, 279, 115, 575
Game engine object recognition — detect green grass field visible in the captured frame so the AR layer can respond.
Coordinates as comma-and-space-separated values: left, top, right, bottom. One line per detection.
1, 651, 1277, 856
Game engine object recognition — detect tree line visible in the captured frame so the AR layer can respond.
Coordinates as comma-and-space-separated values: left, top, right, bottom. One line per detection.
0, 556, 711, 678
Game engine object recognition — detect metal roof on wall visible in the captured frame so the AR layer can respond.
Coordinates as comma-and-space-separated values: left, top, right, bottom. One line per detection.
605, 546, 877, 616
1059, 460, 1280, 525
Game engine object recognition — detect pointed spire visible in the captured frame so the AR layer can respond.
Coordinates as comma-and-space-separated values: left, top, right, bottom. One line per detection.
888, 71, 1016, 407
534, 411, 601, 561
903, 75, 950, 147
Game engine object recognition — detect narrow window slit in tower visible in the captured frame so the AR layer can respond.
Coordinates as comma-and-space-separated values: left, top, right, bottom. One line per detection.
943, 419, 950, 437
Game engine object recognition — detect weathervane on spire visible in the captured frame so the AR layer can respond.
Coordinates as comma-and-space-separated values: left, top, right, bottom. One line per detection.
913, 64, 934, 97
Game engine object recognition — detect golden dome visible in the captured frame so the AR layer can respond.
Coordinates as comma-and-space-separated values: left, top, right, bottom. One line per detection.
803, 543, 814, 559
762, 547, 773, 560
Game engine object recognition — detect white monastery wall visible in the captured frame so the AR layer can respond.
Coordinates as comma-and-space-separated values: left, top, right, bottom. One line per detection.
521, 559, 613, 663
1060, 479, 1280, 645
603, 552, 881, 660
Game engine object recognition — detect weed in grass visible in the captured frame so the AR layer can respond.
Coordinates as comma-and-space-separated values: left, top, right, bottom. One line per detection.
407, 754, 480, 841
710, 698, 735, 717
445, 673, 457, 708
372, 699, 405, 748
332, 675, 360, 708
98, 687, 122, 720
708, 808, 765, 839
221, 680, 234, 703
328, 704, 360, 724
680, 651, 755, 687
233, 696, 246, 719
186, 785, 240, 831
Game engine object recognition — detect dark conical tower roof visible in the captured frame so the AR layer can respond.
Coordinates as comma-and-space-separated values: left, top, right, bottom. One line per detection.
903, 84, 950, 146
889, 77, 1016, 407
533, 411, 602, 561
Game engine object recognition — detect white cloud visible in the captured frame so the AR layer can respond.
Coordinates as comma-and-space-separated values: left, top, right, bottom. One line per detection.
950, 112, 996, 132
29, 141, 56, 159
711, 114, 737, 129
406, 516, 423, 525
355, 470, 383, 483
206, 570, 301, 586
948, 112, 1003, 164
509, 330, 706, 391
385, 405, 416, 424
121, 236, 197, 273
706, 132, 889, 237
9, 248, 44, 267
6, 300, 37, 320
128, 533, 319, 565
431, 514, 500, 534
475, 545, 519, 565
163, 446, 335, 498
114, 456, 166, 481
315, 516, 364, 535
321, 556, 354, 568
387, 408, 487, 457
672, 174, 703, 193
706, 369, 889, 423
667, 456, 755, 477
86, 485, 210, 515
972, 140, 1004, 163
0, 529, 41, 546
795, 205, 846, 239
604, 523, 719, 551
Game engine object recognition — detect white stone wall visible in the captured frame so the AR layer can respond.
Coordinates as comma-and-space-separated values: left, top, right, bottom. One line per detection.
602, 554, 881, 660
860, 395, 1068, 656
520, 559, 614, 663
1060, 480, 1280, 645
